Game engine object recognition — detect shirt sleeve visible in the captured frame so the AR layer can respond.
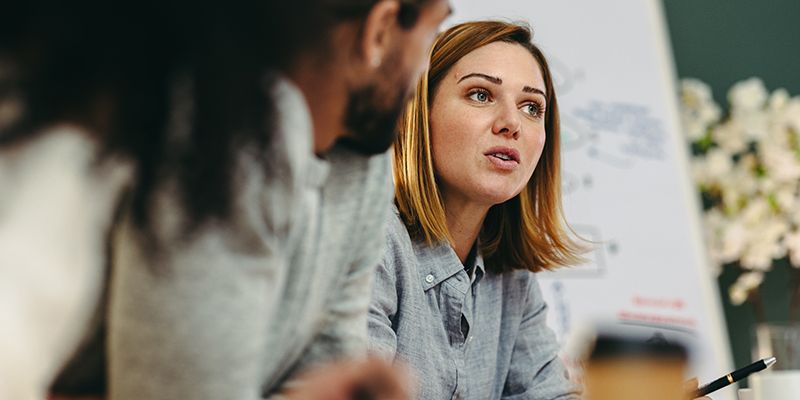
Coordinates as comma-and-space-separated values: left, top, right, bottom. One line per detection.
366, 248, 400, 360
501, 274, 582, 400
291, 240, 382, 366
260, 233, 387, 400
263, 242, 396, 399
292, 202, 393, 372
267, 159, 394, 394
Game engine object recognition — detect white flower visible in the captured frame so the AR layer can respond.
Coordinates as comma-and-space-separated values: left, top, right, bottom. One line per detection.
681, 79, 721, 141
705, 147, 734, 180
719, 183, 745, 214
740, 243, 774, 271
764, 218, 789, 253
766, 122, 790, 148
740, 219, 788, 270
729, 285, 748, 305
685, 78, 800, 292
758, 176, 780, 194
774, 186, 798, 212
703, 210, 727, 275
729, 77, 768, 112
683, 78, 716, 107
729, 78, 770, 140
740, 271, 766, 289
736, 109, 770, 141
691, 158, 710, 185
759, 143, 800, 183
718, 219, 749, 264
732, 156, 760, 196
729, 271, 764, 305
785, 98, 800, 134
765, 94, 800, 146
712, 120, 749, 154
740, 198, 770, 225
784, 230, 800, 267
713, 156, 758, 214
769, 88, 790, 112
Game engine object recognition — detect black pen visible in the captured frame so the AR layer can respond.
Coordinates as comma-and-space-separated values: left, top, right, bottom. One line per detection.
694, 357, 777, 397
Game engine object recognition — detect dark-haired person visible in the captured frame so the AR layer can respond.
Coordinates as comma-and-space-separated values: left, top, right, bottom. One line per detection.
367, 21, 583, 399
0, 3, 175, 398
101, 1, 451, 400
0, 1, 448, 399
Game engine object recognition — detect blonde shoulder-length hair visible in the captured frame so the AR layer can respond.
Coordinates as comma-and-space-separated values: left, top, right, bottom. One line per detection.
393, 20, 584, 273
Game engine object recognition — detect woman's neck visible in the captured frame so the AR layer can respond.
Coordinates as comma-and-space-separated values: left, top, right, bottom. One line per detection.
443, 193, 490, 263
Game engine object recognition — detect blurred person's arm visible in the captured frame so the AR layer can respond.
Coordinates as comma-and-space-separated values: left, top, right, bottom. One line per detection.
269, 166, 396, 397
263, 251, 405, 400
0, 131, 130, 400
281, 209, 391, 381
278, 357, 411, 400
366, 254, 400, 359
501, 274, 582, 400
270, 249, 411, 400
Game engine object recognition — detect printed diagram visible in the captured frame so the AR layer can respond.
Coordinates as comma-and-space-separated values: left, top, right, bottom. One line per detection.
562, 115, 634, 169
549, 57, 670, 170
561, 102, 668, 171
550, 57, 666, 169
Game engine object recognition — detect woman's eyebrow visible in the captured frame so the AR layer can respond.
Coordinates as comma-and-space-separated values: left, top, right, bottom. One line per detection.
458, 73, 546, 97
523, 86, 546, 97
458, 73, 501, 85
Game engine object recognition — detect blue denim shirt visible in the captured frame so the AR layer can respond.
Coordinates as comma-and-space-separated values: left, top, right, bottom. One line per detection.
368, 209, 581, 400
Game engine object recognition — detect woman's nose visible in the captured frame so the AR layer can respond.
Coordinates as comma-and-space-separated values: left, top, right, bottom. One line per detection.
491, 104, 521, 139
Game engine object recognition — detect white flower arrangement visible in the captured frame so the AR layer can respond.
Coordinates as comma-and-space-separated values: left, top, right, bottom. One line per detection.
680, 77, 800, 307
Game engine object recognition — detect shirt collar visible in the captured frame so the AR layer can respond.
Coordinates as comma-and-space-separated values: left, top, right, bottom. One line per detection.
272, 74, 330, 187
413, 237, 487, 292
471, 252, 486, 285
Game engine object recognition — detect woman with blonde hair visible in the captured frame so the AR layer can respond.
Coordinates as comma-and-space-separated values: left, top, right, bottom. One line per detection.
368, 20, 583, 399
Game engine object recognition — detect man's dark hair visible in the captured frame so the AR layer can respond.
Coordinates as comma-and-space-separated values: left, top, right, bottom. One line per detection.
321, 0, 427, 28
0, 0, 429, 237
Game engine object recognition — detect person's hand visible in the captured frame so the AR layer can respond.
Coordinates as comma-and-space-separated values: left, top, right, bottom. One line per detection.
281, 357, 413, 400
685, 377, 711, 400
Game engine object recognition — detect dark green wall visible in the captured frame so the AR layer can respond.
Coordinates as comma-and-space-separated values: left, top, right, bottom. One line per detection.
663, 1, 800, 106
662, 0, 800, 383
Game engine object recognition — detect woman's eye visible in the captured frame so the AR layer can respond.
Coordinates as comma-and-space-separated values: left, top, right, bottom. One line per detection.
523, 102, 544, 117
468, 90, 490, 103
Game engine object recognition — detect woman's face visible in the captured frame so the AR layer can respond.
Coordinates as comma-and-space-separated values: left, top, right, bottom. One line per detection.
430, 41, 547, 208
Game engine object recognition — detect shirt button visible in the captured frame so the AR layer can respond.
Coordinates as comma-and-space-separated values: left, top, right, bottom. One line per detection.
425, 274, 434, 283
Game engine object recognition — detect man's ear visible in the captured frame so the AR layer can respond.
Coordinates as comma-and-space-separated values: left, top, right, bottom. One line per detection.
360, 0, 400, 70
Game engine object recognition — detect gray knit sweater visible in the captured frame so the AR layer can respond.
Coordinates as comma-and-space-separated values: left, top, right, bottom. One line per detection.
57, 78, 393, 399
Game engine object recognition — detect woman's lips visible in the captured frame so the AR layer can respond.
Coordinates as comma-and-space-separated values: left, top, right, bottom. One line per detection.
485, 153, 519, 170
484, 146, 520, 171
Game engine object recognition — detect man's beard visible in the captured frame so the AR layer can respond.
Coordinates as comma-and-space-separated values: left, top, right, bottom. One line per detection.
339, 71, 411, 156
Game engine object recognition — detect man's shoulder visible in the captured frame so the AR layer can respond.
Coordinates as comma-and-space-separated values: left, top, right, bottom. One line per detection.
325, 147, 392, 218
326, 146, 391, 186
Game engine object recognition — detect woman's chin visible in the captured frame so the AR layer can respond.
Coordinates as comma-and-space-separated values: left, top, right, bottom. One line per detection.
474, 187, 520, 207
